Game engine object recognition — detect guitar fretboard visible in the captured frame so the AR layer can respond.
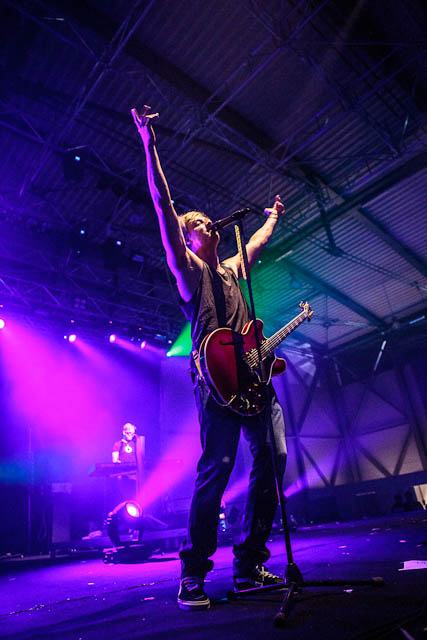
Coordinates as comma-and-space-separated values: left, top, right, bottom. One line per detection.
264, 311, 308, 355
246, 311, 309, 368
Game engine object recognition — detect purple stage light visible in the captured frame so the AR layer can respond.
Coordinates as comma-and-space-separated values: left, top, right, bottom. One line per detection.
68, 334, 77, 343
0, 319, 5, 329
109, 334, 116, 343
223, 473, 250, 504
136, 430, 200, 511
125, 502, 142, 518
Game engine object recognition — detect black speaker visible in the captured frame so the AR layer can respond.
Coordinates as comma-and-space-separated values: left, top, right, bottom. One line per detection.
51, 483, 72, 544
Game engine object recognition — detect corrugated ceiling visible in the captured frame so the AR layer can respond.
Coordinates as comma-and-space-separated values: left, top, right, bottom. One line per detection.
0, 0, 426, 355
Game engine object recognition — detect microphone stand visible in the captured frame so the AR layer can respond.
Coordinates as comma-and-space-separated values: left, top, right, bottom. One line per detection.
227, 219, 384, 627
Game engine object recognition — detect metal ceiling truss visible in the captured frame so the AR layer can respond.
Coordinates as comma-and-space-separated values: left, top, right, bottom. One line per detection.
264, 150, 427, 273
7, 0, 426, 204
3, 100, 420, 340
327, 307, 427, 360
269, 1, 423, 152
0, 220, 180, 338
246, 1, 427, 283
2, 1, 426, 348
13, 0, 155, 196
0, 271, 180, 339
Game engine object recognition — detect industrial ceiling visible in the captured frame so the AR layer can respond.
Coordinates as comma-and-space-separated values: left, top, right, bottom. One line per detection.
1, 0, 426, 363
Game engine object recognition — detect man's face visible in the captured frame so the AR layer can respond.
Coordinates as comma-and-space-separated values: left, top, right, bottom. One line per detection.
123, 425, 136, 440
187, 215, 219, 252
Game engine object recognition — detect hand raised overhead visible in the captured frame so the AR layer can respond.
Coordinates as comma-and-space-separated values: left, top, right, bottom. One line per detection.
131, 105, 159, 144
264, 194, 285, 217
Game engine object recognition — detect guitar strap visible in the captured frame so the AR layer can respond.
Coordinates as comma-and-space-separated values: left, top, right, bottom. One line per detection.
191, 349, 203, 379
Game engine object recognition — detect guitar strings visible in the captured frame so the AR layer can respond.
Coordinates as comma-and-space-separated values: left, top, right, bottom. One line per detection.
245, 312, 307, 369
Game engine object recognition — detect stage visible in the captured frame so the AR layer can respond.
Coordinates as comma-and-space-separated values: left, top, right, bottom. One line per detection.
2, 512, 426, 640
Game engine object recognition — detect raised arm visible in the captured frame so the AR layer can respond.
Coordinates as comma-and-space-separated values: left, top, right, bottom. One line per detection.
224, 195, 284, 277
131, 107, 203, 300
131, 107, 186, 270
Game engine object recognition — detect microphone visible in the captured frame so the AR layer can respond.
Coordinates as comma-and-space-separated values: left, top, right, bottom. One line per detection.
207, 208, 251, 232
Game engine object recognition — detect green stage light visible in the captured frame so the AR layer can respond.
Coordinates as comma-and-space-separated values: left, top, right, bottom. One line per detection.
166, 322, 192, 357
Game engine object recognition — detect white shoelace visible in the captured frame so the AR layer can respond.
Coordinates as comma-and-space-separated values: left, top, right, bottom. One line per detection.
258, 565, 279, 580
181, 577, 201, 591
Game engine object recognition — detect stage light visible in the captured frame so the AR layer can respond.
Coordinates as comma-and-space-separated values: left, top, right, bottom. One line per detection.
68, 334, 77, 343
72, 295, 87, 310
140, 340, 146, 349
373, 339, 387, 372
0, 319, 5, 329
103, 237, 126, 269
167, 322, 192, 357
126, 502, 142, 518
105, 500, 143, 547
62, 148, 86, 183
109, 334, 116, 343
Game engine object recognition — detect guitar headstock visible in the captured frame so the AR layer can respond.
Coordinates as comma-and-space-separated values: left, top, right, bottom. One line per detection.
299, 301, 313, 321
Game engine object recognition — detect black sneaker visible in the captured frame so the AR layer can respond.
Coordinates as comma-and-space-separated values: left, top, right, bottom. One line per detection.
177, 577, 210, 610
234, 564, 284, 591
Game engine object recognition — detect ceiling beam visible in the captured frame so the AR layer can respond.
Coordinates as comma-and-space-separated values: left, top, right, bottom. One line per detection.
282, 258, 387, 330
352, 207, 427, 280
263, 150, 427, 260
328, 306, 427, 356
33, 0, 314, 188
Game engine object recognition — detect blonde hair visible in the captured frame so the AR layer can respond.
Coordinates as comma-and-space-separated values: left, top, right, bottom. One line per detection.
179, 211, 210, 244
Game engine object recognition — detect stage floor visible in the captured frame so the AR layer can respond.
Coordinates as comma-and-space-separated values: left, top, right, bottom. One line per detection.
1, 513, 426, 640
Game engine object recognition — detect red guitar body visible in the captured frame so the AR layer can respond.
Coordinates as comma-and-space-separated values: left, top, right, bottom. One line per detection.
199, 319, 286, 416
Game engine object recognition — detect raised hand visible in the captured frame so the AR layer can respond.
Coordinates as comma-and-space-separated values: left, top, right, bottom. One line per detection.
264, 194, 285, 217
131, 105, 159, 145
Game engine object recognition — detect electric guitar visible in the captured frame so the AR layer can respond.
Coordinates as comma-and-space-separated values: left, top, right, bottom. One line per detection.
198, 301, 313, 416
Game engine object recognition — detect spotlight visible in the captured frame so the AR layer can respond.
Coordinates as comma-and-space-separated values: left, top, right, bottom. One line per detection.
109, 334, 116, 343
140, 340, 146, 349
68, 334, 77, 343
103, 238, 125, 269
132, 253, 144, 264
105, 500, 143, 547
125, 502, 142, 518
62, 148, 86, 183
72, 295, 87, 310
0, 319, 5, 329
373, 339, 387, 372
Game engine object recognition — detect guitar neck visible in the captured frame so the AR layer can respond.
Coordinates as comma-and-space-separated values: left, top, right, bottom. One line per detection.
262, 311, 308, 358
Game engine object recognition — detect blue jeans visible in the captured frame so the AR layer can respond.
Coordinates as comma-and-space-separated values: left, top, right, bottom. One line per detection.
179, 377, 287, 579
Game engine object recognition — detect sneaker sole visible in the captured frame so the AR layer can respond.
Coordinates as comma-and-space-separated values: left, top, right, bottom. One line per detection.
233, 579, 263, 591
177, 597, 210, 611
